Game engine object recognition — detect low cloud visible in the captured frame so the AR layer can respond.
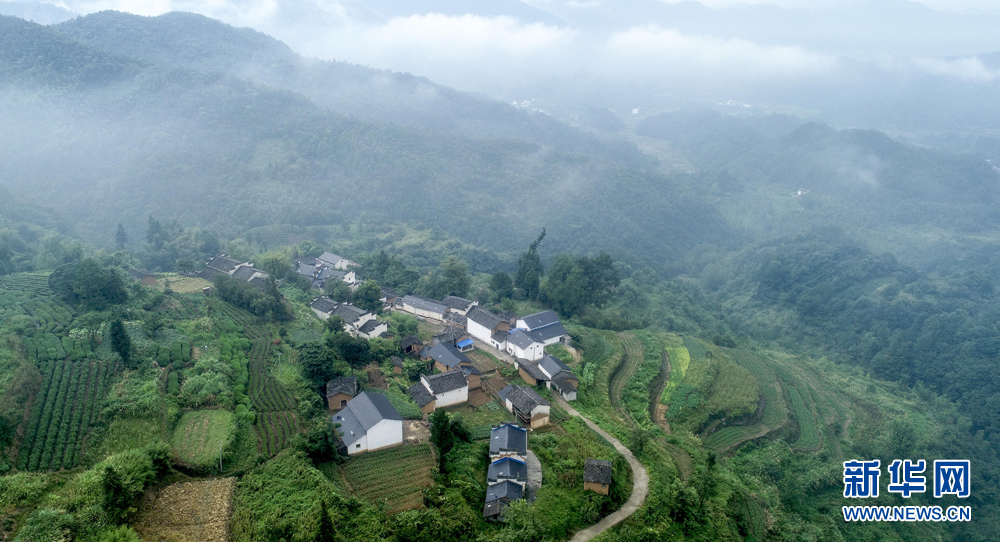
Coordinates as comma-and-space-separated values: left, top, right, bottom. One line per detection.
909, 56, 998, 82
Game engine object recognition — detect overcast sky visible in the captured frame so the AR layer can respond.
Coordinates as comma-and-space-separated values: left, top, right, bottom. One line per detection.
41, 0, 1000, 100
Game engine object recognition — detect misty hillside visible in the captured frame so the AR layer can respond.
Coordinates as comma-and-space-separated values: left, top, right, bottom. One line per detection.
0, 14, 732, 269
54, 10, 626, 156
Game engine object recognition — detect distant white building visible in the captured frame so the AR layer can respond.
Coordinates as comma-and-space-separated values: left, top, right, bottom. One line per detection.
399, 295, 448, 321
516, 310, 570, 346
317, 252, 357, 271
407, 369, 469, 414
309, 297, 384, 338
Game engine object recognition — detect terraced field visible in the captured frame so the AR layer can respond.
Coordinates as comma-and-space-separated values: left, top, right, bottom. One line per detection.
703, 350, 787, 452
610, 332, 645, 428
342, 443, 436, 513
16, 359, 117, 471
214, 303, 298, 456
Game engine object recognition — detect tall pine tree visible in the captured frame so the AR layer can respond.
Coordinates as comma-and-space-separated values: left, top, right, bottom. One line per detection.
515, 228, 545, 300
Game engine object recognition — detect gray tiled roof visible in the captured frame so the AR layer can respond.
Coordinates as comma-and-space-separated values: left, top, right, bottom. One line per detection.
347, 391, 402, 431
538, 355, 570, 379
317, 268, 346, 281
483, 498, 509, 519
486, 480, 524, 502
461, 365, 482, 377
318, 252, 344, 266
498, 310, 517, 322
444, 312, 468, 326
380, 286, 398, 300
332, 304, 368, 325
325, 376, 358, 398
423, 369, 468, 394
492, 330, 510, 343
488, 457, 528, 483
400, 336, 423, 349
297, 262, 317, 277
441, 296, 475, 311
422, 342, 471, 369
207, 255, 242, 273
584, 459, 613, 484
468, 307, 504, 330
332, 409, 365, 446
518, 360, 548, 382
519, 310, 560, 330
551, 371, 577, 394
401, 295, 448, 315
496, 385, 514, 403
311, 297, 340, 313
407, 382, 435, 407
529, 322, 569, 343
435, 326, 468, 344
231, 265, 258, 281
198, 267, 225, 281
358, 320, 382, 333
507, 329, 539, 349
490, 424, 527, 456
248, 276, 268, 290
506, 386, 548, 415
391, 356, 404, 368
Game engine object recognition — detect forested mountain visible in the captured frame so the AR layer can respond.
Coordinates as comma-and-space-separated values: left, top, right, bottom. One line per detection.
54, 11, 623, 154
0, 15, 732, 268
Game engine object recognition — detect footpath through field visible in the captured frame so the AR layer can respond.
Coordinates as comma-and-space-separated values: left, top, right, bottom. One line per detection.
554, 396, 649, 542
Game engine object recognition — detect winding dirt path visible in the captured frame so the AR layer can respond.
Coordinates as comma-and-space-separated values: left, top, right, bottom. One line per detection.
554, 396, 649, 542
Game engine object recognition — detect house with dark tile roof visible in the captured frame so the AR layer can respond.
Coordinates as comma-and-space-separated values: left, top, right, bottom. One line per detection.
326, 376, 358, 410
467, 307, 511, 349
487, 456, 528, 485
420, 341, 473, 373
441, 295, 478, 315
400, 295, 448, 320
400, 336, 424, 355
584, 459, 613, 495
489, 423, 528, 461
460, 365, 482, 390
407, 369, 469, 413
516, 310, 570, 346
514, 355, 579, 401
333, 391, 403, 455
505, 329, 544, 361
497, 385, 550, 428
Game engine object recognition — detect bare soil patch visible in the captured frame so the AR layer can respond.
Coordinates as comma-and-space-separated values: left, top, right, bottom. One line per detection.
132, 477, 236, 542
468, 388, 493, 406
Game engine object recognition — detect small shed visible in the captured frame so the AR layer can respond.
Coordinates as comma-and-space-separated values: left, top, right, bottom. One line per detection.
391, 356, 404, 375
401, 336, 424, 355
584, 459, 613, 495
326, 376, 359, 411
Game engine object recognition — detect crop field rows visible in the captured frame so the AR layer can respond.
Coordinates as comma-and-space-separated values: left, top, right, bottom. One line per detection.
257, 411, 298, 457
214, 302, 298, 456
171, 410, 234, 470
342, 443, 436, 513
610, 332, 645, 428
17, 359, 117, 471
703, 350, 787, 452
0, 290, 76, 336
0, 272, 52, 294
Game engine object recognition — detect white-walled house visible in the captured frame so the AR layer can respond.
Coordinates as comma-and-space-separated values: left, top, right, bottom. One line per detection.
400, 295, 449, 321
317, 252, 357, 271
467, 307, 512, 350
515, 310, 571, 346
408, 369, 469, 413
505, 329, 544, 361
333, 391, 404, 455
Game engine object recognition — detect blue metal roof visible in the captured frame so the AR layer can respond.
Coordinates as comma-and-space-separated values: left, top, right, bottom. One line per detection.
456, 338, 474, 348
